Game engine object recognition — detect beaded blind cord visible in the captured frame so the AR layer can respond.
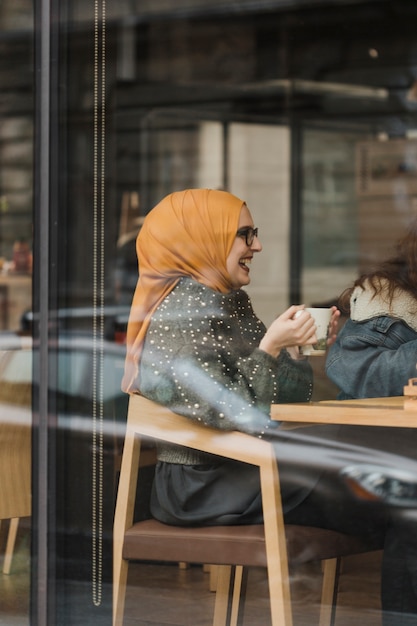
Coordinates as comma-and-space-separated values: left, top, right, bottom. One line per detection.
92, 0, 106, 607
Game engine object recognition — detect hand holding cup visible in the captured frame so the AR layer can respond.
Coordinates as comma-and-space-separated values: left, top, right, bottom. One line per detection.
299, 308, 332, 356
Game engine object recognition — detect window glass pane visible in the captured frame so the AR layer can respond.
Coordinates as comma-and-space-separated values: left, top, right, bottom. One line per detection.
0, 0, 33, 623
56, 349, 91, 398
0, 349, 32, 384
29, 0, 417, 624
301, 127, 361, 307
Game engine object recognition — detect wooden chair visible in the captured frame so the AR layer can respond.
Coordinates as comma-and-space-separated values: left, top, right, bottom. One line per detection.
113, 394, 381, 626
0, 415, 31, 574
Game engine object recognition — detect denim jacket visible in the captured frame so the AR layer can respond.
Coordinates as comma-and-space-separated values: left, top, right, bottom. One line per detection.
325, 316, 417, 399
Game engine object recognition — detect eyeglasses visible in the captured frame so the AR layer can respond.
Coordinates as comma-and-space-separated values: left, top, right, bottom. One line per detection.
236, 226, 259, 246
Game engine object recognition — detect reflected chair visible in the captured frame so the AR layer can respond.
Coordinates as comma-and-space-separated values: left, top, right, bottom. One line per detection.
0, 414, 31, 574
113, 394, 381, 626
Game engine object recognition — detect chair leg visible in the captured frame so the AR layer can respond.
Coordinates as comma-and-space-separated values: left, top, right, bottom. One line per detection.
113, 423, 141, 626
209, 564, 220, 592
213, 565, 247, 626
319, 557, 341, 626
3, 518, 19, 575
213, 565, 233, 626
113, 556, 129, 626
229, 566, 248, 626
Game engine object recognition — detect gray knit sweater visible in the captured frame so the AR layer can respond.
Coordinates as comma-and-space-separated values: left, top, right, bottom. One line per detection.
135, 277, 313, 464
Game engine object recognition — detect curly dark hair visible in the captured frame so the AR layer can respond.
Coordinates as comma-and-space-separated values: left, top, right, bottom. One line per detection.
338, 218, 417, 314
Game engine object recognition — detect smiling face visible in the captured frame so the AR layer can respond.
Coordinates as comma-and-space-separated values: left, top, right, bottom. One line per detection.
226, 203, 262, 290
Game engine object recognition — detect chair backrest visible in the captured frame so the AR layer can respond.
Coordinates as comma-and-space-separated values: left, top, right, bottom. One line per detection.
114, 393, 293, 625
0, 420, 31, 519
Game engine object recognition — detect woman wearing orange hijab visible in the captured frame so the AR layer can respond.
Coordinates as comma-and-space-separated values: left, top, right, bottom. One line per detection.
122, 187, 325, 518
122, 189, 417, 624
122, 188, 319, 396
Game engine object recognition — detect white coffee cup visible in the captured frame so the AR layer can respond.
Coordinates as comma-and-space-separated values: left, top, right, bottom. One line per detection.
300, 307, 332, 356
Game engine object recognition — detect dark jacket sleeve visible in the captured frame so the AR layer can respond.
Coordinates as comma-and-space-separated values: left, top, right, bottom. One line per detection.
139, 315, 313, 436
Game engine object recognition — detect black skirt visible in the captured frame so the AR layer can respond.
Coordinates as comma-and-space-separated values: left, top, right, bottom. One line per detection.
149, 424, 336, 526
150, 423, 417, 533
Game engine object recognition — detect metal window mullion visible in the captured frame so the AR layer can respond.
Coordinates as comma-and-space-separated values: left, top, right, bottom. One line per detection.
33, 0, 53, 623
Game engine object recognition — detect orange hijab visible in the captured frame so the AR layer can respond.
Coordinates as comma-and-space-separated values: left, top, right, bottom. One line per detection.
122, 188, 245, 392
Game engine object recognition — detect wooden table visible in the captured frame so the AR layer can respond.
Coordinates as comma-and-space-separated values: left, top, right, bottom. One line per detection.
271, 396, 417, 428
